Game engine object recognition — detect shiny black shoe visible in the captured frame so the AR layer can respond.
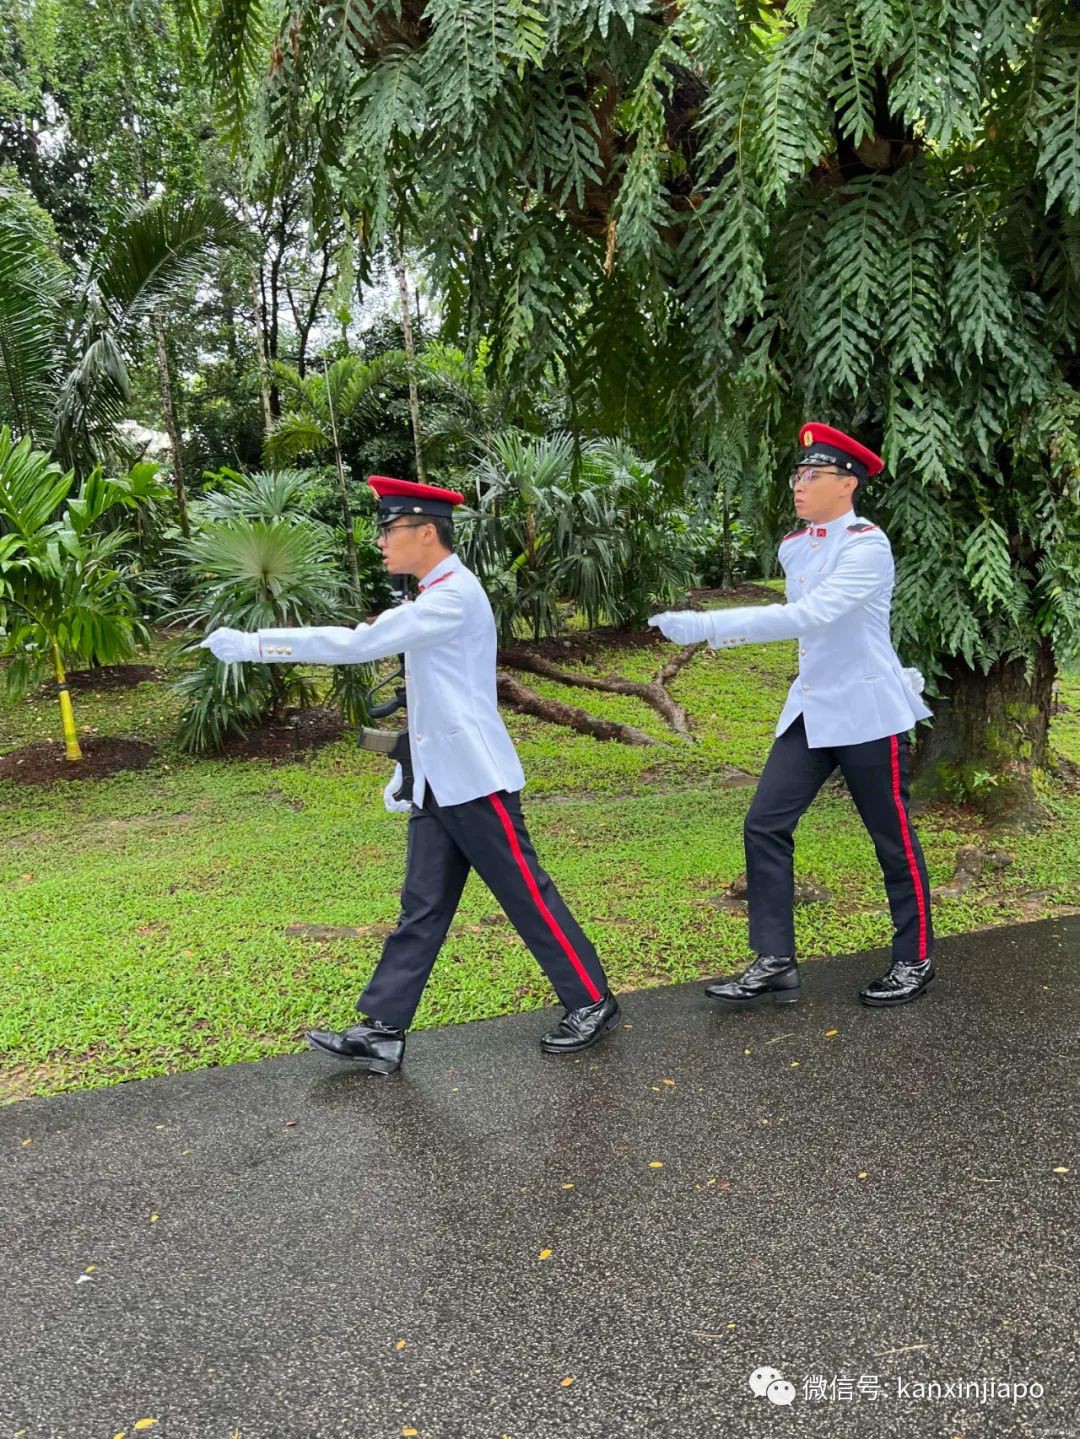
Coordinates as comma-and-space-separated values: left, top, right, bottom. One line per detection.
860, 959, 936, 1007
541, 992, 621, 1054
705, 955, 800, 1006
306, 1017, 406, 1073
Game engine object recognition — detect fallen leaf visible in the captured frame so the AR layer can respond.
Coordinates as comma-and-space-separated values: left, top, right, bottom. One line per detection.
661, 1078, 675, 1086
648, 1161, 663, 1169
112, 1432, 127, 1438
539, 1249, 553, 1260
824, 1028, 839, 1038
790, 1061, 800, 1068
75, 1274, 94, 1284
133, 1422, 158, 1432
561, 1183, 574, 1190
149, 1214, 159, 1224
402, 1428, 419, 1437
760, 1118, 769, 1126
857, 1171, 868, 1180
395, 1339, 407, 1351
743, 1048, 751, 1056
727, 1322, 736, 1329
284, 1120, 296, 1128
1052, 1167, 1069, 1174
560, 1377, 574, 1388
21, 1138, 32, 1147
85, 1265, 96, 1273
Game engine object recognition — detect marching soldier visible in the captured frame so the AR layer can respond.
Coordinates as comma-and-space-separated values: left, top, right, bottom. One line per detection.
650, 424, 936, 1008
203, 476, 619, 1073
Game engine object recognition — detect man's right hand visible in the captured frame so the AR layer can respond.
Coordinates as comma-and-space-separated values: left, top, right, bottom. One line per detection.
200, 628, 261, 664
648, 611, 712, 645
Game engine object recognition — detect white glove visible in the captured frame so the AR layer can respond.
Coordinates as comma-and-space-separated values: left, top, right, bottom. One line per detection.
902, 667, 925, 696
383, 764, 412, 814
648, 611, 712, 645
200, 628, 262, 663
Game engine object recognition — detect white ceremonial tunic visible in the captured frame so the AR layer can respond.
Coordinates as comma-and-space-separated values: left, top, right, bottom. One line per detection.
252, 554, 525, 807
700, 510, 931, 747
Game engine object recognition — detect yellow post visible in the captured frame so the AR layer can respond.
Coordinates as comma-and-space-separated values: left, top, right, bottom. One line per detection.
52, 639, 82, 762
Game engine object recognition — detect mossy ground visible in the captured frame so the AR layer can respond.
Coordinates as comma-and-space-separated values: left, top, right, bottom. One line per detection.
3, 621, 1078, 1101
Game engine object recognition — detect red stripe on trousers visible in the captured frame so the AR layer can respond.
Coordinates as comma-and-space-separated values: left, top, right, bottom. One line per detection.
488, 794, 602, 1003
890, 734, 928, 961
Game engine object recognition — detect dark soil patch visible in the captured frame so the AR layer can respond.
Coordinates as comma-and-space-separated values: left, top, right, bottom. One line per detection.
690, 582, 780, 605
0, 737, 156, 784
46, 664, 164, 693
218, 706, 345, 764
516, 628, 664, 666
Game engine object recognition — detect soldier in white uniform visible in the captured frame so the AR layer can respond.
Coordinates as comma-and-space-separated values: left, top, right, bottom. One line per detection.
203, 476, 619, 1072
650, 424, 935, 1007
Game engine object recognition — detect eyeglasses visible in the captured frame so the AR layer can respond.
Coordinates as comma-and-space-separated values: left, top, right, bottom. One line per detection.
788, 466, 845, 491
375, 520, 427, 543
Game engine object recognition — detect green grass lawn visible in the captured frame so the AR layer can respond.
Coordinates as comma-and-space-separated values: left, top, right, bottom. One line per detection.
3, 622, 1079, 1101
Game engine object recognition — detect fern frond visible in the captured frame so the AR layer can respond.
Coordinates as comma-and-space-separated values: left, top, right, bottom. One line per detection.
1033, 19, 1080, 215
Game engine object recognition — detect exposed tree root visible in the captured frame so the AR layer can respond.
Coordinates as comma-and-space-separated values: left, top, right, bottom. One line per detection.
496, 672, 660, 745
498, 642, 704, 739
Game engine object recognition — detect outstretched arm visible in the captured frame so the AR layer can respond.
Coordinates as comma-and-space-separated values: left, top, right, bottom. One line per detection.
201, 584, 464, 665
650, 538, 891, 648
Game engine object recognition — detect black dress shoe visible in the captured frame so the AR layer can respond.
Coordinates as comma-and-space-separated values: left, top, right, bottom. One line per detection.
306, 1018, 406, 1073
860, 959, 935, 1006
705, 955, 800, 1005
541, 992, 621, 1054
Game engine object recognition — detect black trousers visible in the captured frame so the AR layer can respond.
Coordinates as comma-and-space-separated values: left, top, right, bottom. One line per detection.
745, 715, 933, 965
358, 787, 608, 1029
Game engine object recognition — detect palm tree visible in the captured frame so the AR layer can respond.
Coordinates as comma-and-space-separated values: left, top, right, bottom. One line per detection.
263, 352, 408, 593
0, 428, 162, 760
0, 187, 244, 496
459, 431, 693, 642
171, 516, 356, 753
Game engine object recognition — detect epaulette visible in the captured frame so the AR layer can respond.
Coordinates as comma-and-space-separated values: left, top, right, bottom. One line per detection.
846, 522, 879, 534
781, 527, 808, 543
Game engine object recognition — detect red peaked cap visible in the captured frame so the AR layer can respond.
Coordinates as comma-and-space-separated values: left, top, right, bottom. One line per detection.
797, 423, 883, 480
368, 474, 465, 524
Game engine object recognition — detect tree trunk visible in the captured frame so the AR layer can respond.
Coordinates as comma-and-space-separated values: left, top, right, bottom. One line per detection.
153, 313, 189, 540
266, 238, 283, 420
322, 356, 362, 597
52, 639, 82, 762
721, 496, 734, 590
291, 242, 331, 379
393, 229, 426, 483
911, 642, 1056, 823
221, 269, 240, 364
250, 266, 273, 435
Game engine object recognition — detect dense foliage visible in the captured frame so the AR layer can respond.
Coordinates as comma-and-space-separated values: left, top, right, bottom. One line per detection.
3, 0, 1080, 803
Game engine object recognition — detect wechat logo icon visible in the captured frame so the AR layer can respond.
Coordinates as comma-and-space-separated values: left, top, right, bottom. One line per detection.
749, 1366, 796, 1407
